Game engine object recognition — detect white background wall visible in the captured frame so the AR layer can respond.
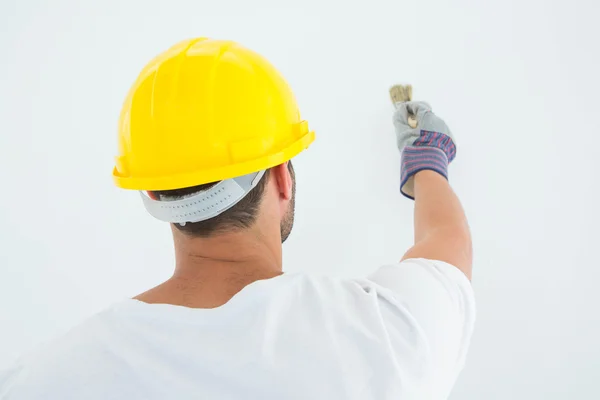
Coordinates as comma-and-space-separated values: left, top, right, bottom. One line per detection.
1, 0, 599, 398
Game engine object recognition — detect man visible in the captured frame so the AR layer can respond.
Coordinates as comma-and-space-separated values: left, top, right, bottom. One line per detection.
0, 38, 474, 399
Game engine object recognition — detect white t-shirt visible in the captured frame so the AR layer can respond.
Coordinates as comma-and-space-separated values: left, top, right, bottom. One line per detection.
0, 259, 475, 400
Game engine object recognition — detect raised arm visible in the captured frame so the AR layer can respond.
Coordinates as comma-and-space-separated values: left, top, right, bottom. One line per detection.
402, 170, 472, 279
361, 93, 475, 399
391, 97, 472, 279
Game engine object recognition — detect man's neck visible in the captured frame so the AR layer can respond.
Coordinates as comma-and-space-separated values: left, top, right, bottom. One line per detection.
134, 228, 283, 309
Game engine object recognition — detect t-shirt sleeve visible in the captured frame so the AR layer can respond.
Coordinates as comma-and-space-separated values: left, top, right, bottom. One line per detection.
366, 258, 476, 397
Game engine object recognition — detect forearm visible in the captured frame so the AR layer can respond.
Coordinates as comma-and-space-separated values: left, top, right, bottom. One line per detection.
412, 171, 468, 240
402, 170, 472, 279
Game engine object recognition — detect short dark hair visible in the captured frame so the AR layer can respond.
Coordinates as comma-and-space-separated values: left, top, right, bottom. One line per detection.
149, 161, 294, 237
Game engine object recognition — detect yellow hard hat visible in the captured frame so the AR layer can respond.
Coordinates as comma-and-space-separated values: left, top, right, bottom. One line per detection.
113, 37, 315, 191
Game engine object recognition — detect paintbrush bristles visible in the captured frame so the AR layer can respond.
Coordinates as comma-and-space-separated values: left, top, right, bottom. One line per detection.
390, 84, 418, 128
389, 84, 412, 104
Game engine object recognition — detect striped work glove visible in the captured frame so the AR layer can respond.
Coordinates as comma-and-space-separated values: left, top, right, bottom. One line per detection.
393, 101, 457, 199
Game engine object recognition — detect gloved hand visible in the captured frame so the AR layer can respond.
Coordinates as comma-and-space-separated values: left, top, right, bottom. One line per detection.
393, 101, 457, 199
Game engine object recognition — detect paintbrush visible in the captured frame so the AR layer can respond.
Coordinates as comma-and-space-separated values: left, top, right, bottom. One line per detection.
389, 84, 418, 128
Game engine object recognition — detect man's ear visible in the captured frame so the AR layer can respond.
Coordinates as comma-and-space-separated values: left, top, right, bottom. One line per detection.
272, 162, 293, 201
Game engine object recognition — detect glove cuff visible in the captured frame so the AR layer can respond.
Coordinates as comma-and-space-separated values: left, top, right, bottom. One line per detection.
413, 130, 457, 162
400, 146, 449, 200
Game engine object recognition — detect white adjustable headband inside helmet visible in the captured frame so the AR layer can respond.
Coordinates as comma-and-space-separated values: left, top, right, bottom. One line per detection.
140, 170, 266, 225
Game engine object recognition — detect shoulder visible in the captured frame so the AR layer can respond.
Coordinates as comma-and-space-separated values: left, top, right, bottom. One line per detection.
0, 308, 119, 399
293, 260, 475, 394
0, 358, 23, 399
366, 258, 476, 397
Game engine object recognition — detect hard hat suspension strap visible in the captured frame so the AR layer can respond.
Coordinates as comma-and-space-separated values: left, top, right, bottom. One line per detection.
140, 170, 266, 225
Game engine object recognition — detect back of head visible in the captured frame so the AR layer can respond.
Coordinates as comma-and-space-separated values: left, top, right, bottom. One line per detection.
149, 162, 295, 238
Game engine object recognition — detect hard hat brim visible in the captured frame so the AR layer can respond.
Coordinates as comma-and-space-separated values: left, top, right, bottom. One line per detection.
113, 130, 315, 191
